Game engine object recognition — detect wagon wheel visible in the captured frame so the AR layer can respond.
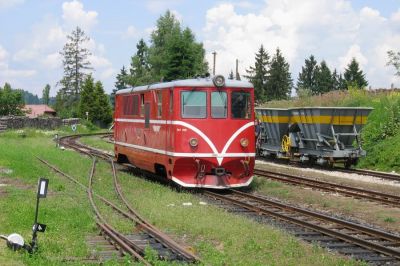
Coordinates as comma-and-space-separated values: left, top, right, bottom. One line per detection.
281, 135, 291, 153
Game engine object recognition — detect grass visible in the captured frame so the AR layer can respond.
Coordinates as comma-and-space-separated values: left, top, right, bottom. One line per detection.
79, 135, 114, 152
0, 129, 359, 265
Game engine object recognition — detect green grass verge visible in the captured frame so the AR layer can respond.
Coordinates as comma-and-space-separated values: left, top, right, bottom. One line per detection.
0, 130, 359, 265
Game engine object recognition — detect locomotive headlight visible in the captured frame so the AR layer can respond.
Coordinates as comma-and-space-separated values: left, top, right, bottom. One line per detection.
189, 138, 198, 147
240, 138, 249, 147
212, 75, 225, 87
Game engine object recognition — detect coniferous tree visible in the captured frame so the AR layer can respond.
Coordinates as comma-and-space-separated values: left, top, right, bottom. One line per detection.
42, 84, 50, 105
266, 48, 292, 100
314, 60, 333, 94
57, 26, 92, 116
126, 39, 151, 86
343, 58, 368, 89
79, 76, 112, 126
244, 45, 269, 103
297, 55, 318, 94
93, 81, 112, 125
387, 50, 400, 77
332, 69, 340, 91
111, 66, 128, 108
0, 83, 25, 116
79, 75, 96, 121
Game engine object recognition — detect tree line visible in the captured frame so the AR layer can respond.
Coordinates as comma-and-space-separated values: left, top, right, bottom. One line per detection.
245, 45, 369, 103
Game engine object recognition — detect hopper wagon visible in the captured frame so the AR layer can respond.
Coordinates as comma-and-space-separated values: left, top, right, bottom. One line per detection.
255, 107, 373, 168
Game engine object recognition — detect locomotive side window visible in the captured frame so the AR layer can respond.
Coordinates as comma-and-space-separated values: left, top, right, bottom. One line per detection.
157, 91, 162, 117
122, 95, 139, 116
132, 95, 139, 115
211, 91, 227, 118
140, 94, 145, 117
122, 96, 133, 115
231, 91, 251, 119
181, 91, 206, 118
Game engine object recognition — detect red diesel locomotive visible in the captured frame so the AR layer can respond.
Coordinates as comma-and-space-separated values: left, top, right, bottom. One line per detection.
114, 75, 255, 188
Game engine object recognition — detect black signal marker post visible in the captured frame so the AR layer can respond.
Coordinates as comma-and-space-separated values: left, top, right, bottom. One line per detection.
31, 178, 49, 253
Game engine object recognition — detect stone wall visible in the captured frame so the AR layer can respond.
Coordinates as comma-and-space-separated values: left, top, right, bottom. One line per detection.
0, 116, 62, 130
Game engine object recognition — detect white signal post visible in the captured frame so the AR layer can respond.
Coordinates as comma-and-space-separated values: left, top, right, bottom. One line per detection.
31, 178, 49, 252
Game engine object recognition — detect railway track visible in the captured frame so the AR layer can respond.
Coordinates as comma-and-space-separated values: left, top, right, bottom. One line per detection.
60, 133, 400, 264
254, 168, 400, 207
49, 133, 199, 264
204, 189, 400, 264
259, 157, 400, 183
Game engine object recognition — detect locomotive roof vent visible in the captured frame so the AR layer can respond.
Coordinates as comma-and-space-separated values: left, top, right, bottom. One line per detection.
212, 75, 225, 88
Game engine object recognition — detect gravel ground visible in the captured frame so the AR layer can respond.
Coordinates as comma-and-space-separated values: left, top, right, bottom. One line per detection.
256, 160, 400, 188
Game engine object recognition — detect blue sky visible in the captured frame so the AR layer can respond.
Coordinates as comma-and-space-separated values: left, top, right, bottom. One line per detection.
0, 0, 399, 97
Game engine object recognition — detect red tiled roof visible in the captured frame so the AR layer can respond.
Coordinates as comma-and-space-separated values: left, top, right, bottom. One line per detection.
24, 105, 56, 118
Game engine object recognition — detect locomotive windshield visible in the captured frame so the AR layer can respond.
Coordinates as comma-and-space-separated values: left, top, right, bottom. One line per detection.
211, 91, 227, 118
181, 91, 207, 118
231, 91, 251, 119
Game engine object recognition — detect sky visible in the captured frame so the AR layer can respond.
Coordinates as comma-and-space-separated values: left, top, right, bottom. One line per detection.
0, 0, 400, 97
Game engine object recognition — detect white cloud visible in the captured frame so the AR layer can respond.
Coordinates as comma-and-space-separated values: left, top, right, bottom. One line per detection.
391, 9, 400, 22
203, 0, 400, 88
339, 44, 368, 70
234, 1, 256, 9
0, 0, 23, 9
62, 0, 98, 32
122, 25, 139, 39
0, 45, 8, 61
0, 44, 36, 85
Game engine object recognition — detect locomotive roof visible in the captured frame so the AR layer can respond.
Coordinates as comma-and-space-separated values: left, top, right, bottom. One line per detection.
116, 77, 253, 95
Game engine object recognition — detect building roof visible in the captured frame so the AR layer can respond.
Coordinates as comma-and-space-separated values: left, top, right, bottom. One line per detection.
116, 77, 253, 95
24, 104, 56, 118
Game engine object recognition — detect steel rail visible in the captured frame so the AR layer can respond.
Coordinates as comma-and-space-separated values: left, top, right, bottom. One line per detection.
337, 168, 400, 182
204, 189, 400, 260
110, 160, 200, 262
254, 168, 400, 207
48, 134, 199, 263
87, 159, 150, 265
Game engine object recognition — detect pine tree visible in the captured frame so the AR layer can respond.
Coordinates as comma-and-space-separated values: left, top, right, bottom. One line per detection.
42, 84, 50, 105
266, 48, 292, 100
314, 60, 333, 94
332, 70, 347, 90
297, 55, 318, 94
79, 75, 96, 121
343, 58, 368, 89
244, 45, 269, 103
93, 81, 112, 126
79, 76, 112, 126
111, 66, 128, 108
57, 26, 92, 116
387, 50, 400, 77
126, 39, 151, 86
